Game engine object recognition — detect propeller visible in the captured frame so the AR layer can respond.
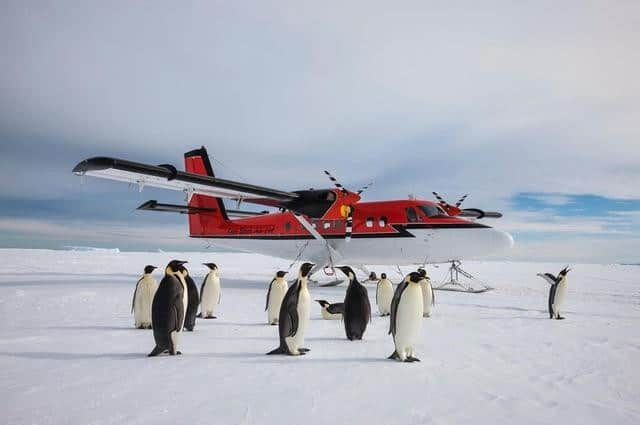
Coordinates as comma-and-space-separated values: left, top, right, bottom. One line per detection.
432, 192, 502, 219
324, 170, 373, 241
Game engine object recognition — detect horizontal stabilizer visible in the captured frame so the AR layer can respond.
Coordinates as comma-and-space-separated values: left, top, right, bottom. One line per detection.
137, 200, 217, 214
73, 157, 298, 202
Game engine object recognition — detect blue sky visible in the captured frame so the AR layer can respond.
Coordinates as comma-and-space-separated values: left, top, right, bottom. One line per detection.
1, 1, 639, 263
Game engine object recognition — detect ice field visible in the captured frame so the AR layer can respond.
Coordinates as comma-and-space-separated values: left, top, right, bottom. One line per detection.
1, 249, 639, 425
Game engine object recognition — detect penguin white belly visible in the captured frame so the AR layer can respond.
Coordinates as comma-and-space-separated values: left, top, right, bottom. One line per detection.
553, 282, 568, 317
267, 282, 287, 324
377, 281, 394, 315
394, 285, 423, 360
174, 276, 188, 348
134, 277, 157, 327
287, 286, 310, 354
421, 280, 433, 317
320, 308, 342, 320
201, 274, 221, 316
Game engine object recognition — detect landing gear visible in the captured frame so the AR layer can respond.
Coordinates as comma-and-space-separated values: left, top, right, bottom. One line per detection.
435, 260, 493, 293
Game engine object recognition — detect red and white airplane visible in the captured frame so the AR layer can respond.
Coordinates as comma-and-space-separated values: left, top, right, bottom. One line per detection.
73, 147, 513, 275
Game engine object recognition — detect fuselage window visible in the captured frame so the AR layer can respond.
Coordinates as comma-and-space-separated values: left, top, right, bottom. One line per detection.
365, 217, 374, 228
284, 221, 292, 231
379, 216, 388, 227
418, 204, 446, 218
405, 207, 419, 222
323, 221, 331, 229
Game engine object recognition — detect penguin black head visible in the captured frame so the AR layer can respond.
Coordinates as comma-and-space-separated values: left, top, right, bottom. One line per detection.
300, 262, 315, 278
337, 266, 356, 281
559, 267, 571, 277
380, 273, 387, 279
202, 263, 218, 270
144, 265, 157, 274
166, 260, 188, 275
408, 271, 423, 283
315, 299, 330, 308
417, 268, 427, 278
276, 270, 287, 278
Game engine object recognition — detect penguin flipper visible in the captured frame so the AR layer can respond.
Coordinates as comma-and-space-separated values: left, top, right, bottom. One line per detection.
131, 277, 143, 314
548, 284, 557, 319
200, 276, 207, 306
537, 273, 557, 286
265, 279, 275, 311
326, 303, 344, 315
389, 280, 409, 335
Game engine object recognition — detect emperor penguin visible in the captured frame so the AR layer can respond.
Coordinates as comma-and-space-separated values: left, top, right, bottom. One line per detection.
417, 268, 435, 318
537, 267, 571, 320
315, 300, 344, 320
338, 266, 371, 341
266, 271, 288, 325
148, 260, 188, 356
267, 262, 314, 356
199, 263, 221, 319
388, 272, 424, 362
376, 272, 394, 316
132, 265, 158, 329
181, 266, 200, 331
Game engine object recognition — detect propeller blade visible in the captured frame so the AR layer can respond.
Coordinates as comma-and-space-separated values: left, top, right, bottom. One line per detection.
432, 191, 447, 205
345, 208, 353, 242
324, 170, 348, 195
356, 181, 374, 195
455, 194, 468, 207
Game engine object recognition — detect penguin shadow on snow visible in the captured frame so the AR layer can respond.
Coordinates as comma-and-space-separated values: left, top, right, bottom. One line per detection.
0, 351, 142, 361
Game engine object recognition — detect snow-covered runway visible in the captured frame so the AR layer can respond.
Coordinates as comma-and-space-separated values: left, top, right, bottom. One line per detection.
1, 249, 638, 425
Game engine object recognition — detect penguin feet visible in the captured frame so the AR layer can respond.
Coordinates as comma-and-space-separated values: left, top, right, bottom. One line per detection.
556, 316, 565, 320
204, 316, 217, 319
147, 346, 164, 357
299, 347, 310, 353
387, 351, 400, 360
407, 356, 421, 362
196, 313, 202, 318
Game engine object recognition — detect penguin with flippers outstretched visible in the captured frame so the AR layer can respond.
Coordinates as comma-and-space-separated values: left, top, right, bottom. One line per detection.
181, 266, 199, 331
267, 262, 314, 356
338, 266, 371, 340
388, 272, 424, 362
132, 265, 158, 329
266, 271, 288, 325
537, 267, 571, 320
148, 260, 188, 357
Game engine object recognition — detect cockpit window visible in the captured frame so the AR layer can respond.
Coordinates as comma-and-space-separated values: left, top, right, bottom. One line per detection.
405, 207, 419, 222
418, 204, 447, 217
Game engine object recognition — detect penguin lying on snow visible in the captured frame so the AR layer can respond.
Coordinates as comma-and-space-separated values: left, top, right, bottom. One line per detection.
148, 260, 188, 357
267, 262, 314, 356
376, 273, 394, 316
315, 300, 344, 320
388, 272, 424, 362
132, 265, 158, 329
537, 267, 571, 320
199, 263, 221, 319
266, 271, 288, 325
338, 266, 371, 341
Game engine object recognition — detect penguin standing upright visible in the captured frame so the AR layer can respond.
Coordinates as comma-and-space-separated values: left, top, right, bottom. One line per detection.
388, 272, 424, 362
181, 266, 200, 331
265, 271, 288, 325
338, 266, 371, 341
199, 263, 221, 319
132, 265, 158, 329
417, 268, 435, 318
376, 272, 394, 316
315, 300, 344, 320
537, 267, 571, 320
148, 260, 188, 356
267, 262, 314, 356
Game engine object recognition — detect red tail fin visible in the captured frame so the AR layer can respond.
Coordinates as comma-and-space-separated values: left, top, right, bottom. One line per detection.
184, 147, 228, 237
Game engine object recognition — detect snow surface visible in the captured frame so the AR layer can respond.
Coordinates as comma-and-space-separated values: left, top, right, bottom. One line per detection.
1, 249, 639, 425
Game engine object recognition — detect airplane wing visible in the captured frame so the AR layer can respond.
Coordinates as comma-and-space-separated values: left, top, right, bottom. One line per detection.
73, 157, 298, 202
